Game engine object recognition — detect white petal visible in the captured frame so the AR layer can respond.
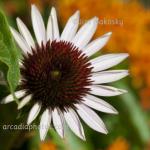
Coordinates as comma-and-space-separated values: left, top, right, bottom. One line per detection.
19, 60, 23, 67
47, 15, 53, 41
76, 104, 107, 134
40, 109, 52, 141
52, 108, 64, 138
51, 7, 60, 40
72, 17, 99, 49
16, 18, 35, 49
91, 70, 129, 84
10, 27, 31, 54
90, 53, 129, 72
1, 90, 26, 104
83, 32, 112, 57
64, 108, 85, 140
61, 11, 80, 41
82, 94, 118, 114
90, 85, 127, 97
31, 5, 46, 46
27, 102, 41, 125
17, 95, 32, 109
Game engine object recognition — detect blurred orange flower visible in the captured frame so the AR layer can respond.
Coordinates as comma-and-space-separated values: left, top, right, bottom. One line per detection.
57, 0, 150, 109
140, 88, 150, 110
107, 137, 130, 150
40, 141, 57, 150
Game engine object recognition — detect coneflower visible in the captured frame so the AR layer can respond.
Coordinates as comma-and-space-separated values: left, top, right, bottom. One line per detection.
1, 5, 129, 141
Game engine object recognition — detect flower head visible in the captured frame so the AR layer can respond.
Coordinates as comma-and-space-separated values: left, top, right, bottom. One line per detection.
21, 40, 92, 111
1, 5, 128, 141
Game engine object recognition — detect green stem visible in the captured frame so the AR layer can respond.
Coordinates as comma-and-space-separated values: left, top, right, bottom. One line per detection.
115, 81, 150, 145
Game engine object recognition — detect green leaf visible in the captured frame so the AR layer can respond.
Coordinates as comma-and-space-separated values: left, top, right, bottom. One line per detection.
64, 126, 93, 150
114, 81, 150, 145
48, 127, 93, 150
0, 10, 20, 101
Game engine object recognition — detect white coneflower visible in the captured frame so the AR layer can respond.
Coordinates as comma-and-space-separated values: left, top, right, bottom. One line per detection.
1, 5, 129, 141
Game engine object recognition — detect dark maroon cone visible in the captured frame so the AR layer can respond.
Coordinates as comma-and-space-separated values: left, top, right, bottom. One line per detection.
20, 40, 92, 111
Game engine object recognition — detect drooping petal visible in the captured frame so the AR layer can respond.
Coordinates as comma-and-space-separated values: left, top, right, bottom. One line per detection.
51, 7, 60, 40
31, 5, 46, 46
76, 104, 108, 134
91, 70, 129, 84
83, 32, 112, 57
47, 15, 53, 41
40, 108, 52, 141
61, 11, 80, 41
17, 95, 32, 109
10, 27, 31, 54
64, 108, 85, 140
90, 85, 127, 97
82, 94, 118, 114
52, 108, 64, 138
16, 18, 35, 49
90, 53, 129, 72
1, 90, 26, 104
72, 17, 99, 49
27, 102, 41, 125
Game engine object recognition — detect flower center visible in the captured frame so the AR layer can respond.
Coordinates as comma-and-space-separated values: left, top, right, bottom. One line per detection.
20, 41, 92, 111
50, 70, 61, 80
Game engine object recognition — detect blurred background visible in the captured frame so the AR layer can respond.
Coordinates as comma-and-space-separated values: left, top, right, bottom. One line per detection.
0, 0, 150, 150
